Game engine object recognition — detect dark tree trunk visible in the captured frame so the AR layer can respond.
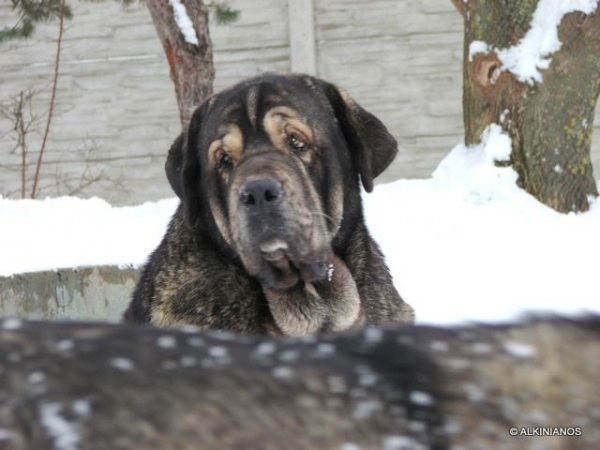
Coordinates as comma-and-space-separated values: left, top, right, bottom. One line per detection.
452, 0, 600, 213
145, 0, 214, 126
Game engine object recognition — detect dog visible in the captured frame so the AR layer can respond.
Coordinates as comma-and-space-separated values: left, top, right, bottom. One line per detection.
123, 73, 414, 335
1, 316, 598, 449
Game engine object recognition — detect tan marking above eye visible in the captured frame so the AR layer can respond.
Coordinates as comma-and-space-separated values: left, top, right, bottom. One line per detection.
208, 124, 244, 168
263, 106, 314, 162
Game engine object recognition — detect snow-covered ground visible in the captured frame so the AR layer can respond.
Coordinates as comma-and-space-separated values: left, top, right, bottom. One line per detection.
364, 128, 600, 324
1, 126, 598, 325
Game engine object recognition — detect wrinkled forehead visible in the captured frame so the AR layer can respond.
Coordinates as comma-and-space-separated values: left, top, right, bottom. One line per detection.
202, 75, 331, 135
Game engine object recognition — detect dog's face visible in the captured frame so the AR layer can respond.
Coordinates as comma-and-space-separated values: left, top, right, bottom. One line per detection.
167, 74, 398, 290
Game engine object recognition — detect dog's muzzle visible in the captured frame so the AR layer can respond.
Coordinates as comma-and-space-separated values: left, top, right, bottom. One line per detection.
229, 154, 333, 289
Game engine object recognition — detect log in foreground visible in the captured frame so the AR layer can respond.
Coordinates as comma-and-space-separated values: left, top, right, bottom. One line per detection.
0, 316, 598, 449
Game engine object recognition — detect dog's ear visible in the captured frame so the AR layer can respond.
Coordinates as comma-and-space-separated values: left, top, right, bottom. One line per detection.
165, 133, 185, 198
167, 101, 211, 227
181, 102, 211, 227
318, 80, 398, 192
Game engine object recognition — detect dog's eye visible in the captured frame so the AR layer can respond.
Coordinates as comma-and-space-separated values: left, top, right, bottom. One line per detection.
216, 151, 233, 169
288, 134, 307, 154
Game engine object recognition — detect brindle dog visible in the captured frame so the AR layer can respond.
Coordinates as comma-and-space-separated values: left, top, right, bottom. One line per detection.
124, 73, 414, 335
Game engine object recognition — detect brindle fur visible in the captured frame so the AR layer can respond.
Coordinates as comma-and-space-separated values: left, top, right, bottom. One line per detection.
1, 316, 599, 449
124, 73, 414, 335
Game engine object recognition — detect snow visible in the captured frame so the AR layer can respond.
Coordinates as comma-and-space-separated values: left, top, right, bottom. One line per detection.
382, 436, 425, 450
39, 403, 81, 450
157, 335, 178, 349
0, 196, 177, 275
431, 124, 515, 204
254, 342, 277, 357
28, 372, 46, 384
271, 366, 294, 380
1, 123, 599, 325
471, 0, 599, 84
168, 0, 200, 46
503, 341, 538, 360
409, 391, 435, 407
109, 357, 135, 371
207, 346, 229, 359
468, 40, 489, 62
71, 400, 92, 418
2, 318, 23, 330
363, 125, 600, 324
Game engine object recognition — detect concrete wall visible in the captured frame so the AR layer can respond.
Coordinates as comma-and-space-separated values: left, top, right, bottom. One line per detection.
312, 0, 466, 185
3, 1, 597, 206
0, 266, 137, 321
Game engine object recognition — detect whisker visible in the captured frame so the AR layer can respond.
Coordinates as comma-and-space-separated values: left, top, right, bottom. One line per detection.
310, 210, 336, 226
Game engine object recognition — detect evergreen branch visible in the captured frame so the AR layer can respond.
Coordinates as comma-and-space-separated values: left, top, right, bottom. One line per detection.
0, 0, 72, 44
207, 2, 240, 25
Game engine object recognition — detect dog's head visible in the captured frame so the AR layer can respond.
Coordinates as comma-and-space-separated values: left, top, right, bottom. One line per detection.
166, 73, 397, 290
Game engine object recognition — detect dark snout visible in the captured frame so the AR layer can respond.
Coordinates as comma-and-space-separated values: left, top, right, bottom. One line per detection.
229, 153, 333, 290
239, 179, 283, 213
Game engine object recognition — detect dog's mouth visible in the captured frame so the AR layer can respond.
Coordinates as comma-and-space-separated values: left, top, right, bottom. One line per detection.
254, 238, 333, 289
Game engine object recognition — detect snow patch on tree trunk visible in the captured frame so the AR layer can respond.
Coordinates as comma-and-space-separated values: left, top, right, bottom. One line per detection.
496, 0, 599, 84
168, 0, 199, 46
468, 40, 490, 62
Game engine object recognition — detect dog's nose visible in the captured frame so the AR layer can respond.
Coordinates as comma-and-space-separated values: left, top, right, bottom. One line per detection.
240, 179, 283, 208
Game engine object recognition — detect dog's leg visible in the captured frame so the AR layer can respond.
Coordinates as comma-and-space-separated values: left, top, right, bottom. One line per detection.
263, 256, 363, 336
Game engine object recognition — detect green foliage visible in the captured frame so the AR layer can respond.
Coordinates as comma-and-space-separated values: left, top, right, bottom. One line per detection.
0, 0, 72, 44
208, 2, 240, 25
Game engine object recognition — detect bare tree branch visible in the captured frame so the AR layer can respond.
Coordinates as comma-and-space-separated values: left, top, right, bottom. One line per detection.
1, 89, 39, 198
31, 0, 66, 198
